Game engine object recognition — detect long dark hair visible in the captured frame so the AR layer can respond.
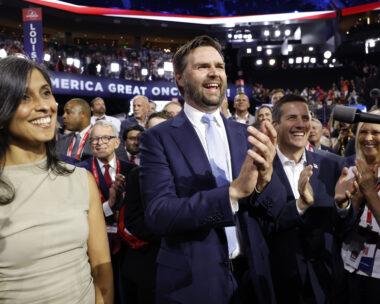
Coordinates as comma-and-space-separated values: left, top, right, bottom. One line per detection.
0, 56, 73, 204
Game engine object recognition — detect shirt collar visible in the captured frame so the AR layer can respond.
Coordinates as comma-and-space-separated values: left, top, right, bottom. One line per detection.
97, 153, 116, 169
277, 146, 307, 166
78, 124, 92, 138
184, 102, 224, 127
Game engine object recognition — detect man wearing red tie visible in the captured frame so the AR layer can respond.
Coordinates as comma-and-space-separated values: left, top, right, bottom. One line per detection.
78, 119, 136, 304
57, 98, 93, 161
122, 125, 144, 165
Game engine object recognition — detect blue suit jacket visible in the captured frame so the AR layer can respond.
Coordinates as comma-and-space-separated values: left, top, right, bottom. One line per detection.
253, 151, 356, 304
77, 156, 136, 203
140, 110, 276, 304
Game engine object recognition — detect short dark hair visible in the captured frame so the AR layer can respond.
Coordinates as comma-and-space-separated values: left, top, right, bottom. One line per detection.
0, 56, 73, 205
90, 97, 104, 107
123, 124, 144, 141
67, 98, 91, 118
272, 94, 308, 123
173, 35, 224, 96
270, 88, 285, 97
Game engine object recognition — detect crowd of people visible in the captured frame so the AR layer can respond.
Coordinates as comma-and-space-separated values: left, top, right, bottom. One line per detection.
1, 34, 380, 304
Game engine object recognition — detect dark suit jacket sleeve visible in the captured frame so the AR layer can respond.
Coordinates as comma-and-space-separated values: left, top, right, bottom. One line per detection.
140, 128, 235, 237
124, 166, 160, 242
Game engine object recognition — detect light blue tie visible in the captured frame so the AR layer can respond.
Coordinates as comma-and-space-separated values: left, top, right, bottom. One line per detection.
202, 113, 237, 257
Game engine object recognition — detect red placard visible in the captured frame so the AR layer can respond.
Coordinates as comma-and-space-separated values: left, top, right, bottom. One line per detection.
23, 8, 42, 21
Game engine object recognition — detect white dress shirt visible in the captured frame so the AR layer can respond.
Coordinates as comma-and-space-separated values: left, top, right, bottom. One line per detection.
184, 102, 240, 257
96, 154, 117, 217
126, 151, 141, 165
91, 115, 121, 132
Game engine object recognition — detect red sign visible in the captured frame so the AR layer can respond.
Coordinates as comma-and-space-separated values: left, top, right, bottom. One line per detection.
23, 8, 42, 21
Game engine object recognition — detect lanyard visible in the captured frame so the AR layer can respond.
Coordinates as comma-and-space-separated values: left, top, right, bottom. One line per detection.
233, 113, 249, 124
92, 156, 120, 202
67, 128, 90, 160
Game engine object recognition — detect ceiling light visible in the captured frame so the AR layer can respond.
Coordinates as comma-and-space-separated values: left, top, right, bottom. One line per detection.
269, 58, 276, 66
110, 62, 120, 72
323, 50, 332, 59
266, 49, 272, 55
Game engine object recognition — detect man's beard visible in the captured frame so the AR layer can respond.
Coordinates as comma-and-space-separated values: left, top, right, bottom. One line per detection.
183, 76, 226, 111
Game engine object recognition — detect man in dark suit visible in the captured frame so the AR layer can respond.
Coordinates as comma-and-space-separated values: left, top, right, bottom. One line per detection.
77, 119, 136, 304
309, 118, 338, 154
140, 35, 277, 304
119, 95, 149, 138
57, 98, 93, 161
253, 94, 357, 304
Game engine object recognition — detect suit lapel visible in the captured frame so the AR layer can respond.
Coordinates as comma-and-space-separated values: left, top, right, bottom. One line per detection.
223, 116, 247, 179
170, 111, 213, 179
93, 157, 110, 200
305, 151, 320, 192
273, 154, 294, 197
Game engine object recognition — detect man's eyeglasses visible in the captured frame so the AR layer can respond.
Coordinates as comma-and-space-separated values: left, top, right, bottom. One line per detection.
89, 135, 116, 144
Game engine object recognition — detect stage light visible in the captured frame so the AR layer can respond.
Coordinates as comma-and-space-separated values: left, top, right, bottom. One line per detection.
266, 49, 272, 55
164, 61, 173, 72
264, 30, 270, 37
0, 49, 6, 58
303, 56, 310, 63
256, 59, 263, 66
274, 30, 281, 37
323, 50, 332, 59
368, 39, 376, 47
237, 34, 243, 39
288, 58, 294, 64
141, 68, 148, 76
110, 62, 120, 73
332, 58, 336, 63
247, 34, 252, 40
269, 58, 276, 66
44, 53, 51, 62
323, 59, 328, 64
247, 48, 252, 54
308, 46, 314, 52
284, 29, 291, 36
227, 33, 232, 39
288, 45, 293, 52
66, 57, 74, 66
257, 46, 262, 52
296, 57, 302, 64
73, 59, 80, 69
157, 68, 164, 76
310, 57, 316, 64
234, 34, 238, 40
96, 64, 101, 73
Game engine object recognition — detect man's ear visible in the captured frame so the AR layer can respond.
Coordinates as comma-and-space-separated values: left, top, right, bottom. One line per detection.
175, 72, 184, 88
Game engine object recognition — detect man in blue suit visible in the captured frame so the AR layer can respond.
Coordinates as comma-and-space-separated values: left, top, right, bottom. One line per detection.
253, 94, 357, 304
77, 119, 136, 304
140, 35, 277, 304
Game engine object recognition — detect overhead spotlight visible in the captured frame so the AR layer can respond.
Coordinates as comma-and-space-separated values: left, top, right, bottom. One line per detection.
323, 59, 328, 64
247, 34, 252, 40
157, 68, 164, 76
66, 57, 74, 66
329, 64, 334, 68
0, 48, 7, 58
234, 34, 238, 40
288, 45, 293, 52
141, 68, 148, 76
44, 53, 51, 62
264, 30, 270, 37
237, 33, 243, 39
308, 46, 314, 52
303, 56, 310, 63
284, 29, 291, 36
269, 58, 276, 66
296, 57, 302, 64
110, 62, 120, 73
256, 59, 263, 66
96, 64, 102, 73
227, 33, 232, 39
164, 61, 173, 72
274, 30, 281, 37
247, 48, 252, 54
266, 49, 272, 55
310, 57, 316, 64
288, 58, 294, 64
257, 46, 262, 52
243, 34, 247, 39
332, 58, 336, 63
73, 59, 80, 69
323, 50, 332, 59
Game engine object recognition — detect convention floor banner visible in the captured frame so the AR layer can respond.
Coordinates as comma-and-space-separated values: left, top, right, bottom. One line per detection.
49, 71, 252, 100
23, 8, 43, 63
